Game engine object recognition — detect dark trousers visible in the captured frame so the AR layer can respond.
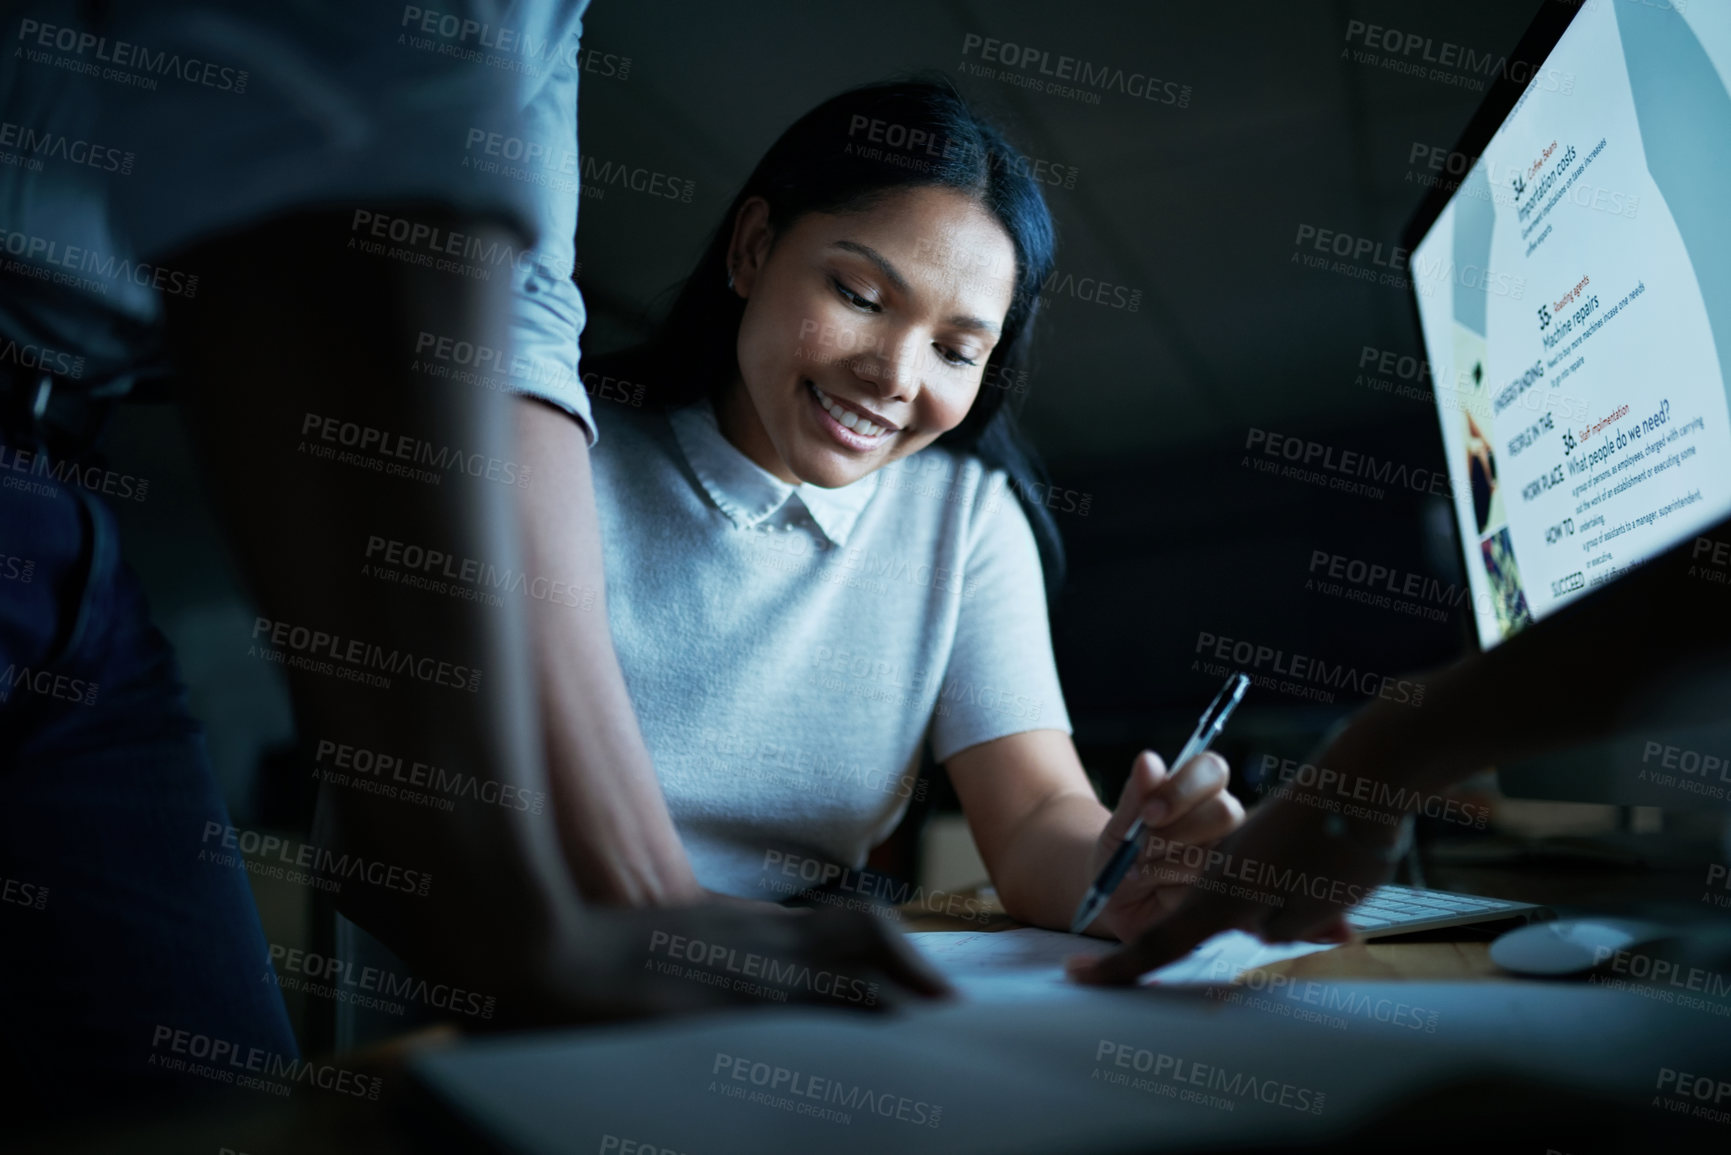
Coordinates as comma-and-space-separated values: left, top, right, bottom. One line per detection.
0, 427, 297, 1120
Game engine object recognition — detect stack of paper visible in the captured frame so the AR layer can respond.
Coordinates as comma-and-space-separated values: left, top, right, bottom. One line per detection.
909, 927, 1337, 1001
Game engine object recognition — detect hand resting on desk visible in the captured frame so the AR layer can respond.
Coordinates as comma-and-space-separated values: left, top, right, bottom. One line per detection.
533, 903, 952, 1024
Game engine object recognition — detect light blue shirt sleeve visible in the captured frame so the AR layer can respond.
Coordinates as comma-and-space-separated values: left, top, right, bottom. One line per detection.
495, 0, 596, 444
928, 473, 1073, 763
75, 0, 597, 441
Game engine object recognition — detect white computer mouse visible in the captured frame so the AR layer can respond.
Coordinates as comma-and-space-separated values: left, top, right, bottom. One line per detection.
1489, 917, 1671, 976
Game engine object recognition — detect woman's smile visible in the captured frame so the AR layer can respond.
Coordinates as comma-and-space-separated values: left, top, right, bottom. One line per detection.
807, 381, 898, 451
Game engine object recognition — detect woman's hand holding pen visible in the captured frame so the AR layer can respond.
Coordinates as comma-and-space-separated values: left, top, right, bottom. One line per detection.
1067, 696, 1427, 984
1080, 749, 1245, 942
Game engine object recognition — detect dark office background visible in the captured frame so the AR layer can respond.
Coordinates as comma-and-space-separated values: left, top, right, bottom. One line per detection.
98, 0, 1548, 822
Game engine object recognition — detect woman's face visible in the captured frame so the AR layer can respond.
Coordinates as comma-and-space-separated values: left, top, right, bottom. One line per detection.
719, 186, 1020, 488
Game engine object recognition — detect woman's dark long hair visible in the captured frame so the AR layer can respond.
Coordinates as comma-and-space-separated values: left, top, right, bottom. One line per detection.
588, 77, 1065, 594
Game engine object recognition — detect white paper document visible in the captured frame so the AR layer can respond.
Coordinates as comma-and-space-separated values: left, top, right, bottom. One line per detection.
910, 927, 1337, 1001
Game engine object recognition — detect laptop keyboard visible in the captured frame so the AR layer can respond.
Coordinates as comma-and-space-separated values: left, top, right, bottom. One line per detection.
1346, 884, 1543, 936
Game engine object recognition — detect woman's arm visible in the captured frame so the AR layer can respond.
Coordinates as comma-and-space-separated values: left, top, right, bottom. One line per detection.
945, 729, 1242, 937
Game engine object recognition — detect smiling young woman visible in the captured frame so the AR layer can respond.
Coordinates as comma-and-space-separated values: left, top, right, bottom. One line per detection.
576, 79, 1244, 940
716, 186, 1017, 489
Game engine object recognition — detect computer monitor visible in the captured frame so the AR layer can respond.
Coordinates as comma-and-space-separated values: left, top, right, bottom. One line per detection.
1405, 0, 1731, 809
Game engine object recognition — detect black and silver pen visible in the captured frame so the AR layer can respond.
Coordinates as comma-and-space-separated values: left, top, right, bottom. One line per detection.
1068, 672, 1251, 935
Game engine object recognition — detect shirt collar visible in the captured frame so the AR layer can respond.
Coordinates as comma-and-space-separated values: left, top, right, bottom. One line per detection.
669, 399, 879, 548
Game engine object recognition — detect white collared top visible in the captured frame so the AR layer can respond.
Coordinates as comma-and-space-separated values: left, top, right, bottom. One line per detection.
590, 398, 1071, 899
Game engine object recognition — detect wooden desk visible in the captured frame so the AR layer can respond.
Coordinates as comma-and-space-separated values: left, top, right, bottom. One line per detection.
1246, 938, 1499, 981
